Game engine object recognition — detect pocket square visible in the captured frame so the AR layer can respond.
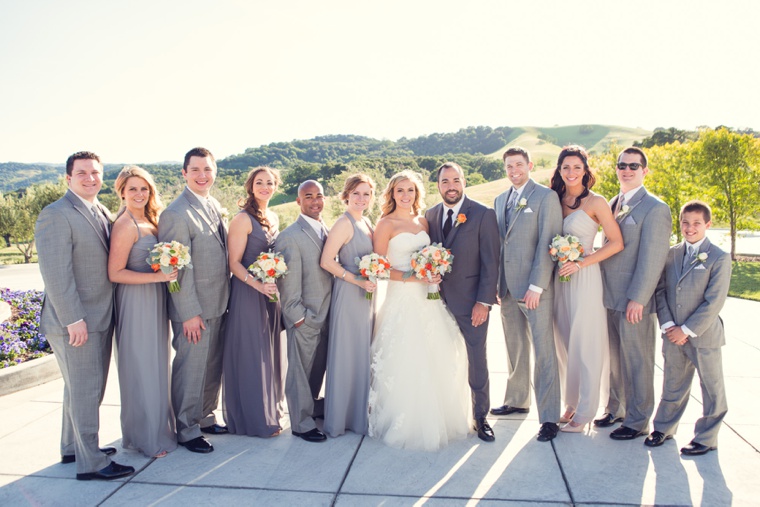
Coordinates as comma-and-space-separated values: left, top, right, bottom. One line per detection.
694, 264, 707, 270
523, 208, 534, 213
624, 216, 636, 225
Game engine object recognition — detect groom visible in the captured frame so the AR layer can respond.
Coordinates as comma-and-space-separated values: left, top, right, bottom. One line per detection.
426, 162, 500, 442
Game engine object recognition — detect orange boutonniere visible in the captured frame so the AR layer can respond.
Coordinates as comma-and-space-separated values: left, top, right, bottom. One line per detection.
455, 213, 467, 227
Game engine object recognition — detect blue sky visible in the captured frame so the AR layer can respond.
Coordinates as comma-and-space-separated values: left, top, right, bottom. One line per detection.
1, 0, 757, 164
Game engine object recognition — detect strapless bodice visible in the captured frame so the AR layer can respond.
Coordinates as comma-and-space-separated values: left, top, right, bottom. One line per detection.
563, 210, 598, 253
387, 231, 430, 271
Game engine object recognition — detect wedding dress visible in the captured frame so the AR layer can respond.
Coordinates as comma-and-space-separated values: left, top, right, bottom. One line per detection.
368, 231, 471, 451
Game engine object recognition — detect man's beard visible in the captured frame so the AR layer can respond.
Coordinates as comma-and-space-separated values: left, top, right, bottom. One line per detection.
442, 191, 462, 205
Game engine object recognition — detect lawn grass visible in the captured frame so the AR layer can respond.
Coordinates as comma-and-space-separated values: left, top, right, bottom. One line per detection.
729, 261, 760, 301
0, 246, 36, 265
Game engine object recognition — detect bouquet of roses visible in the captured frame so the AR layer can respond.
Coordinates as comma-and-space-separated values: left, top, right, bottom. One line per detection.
549, 234, 584, 282
355, 253, 391, 300
408, 243, 453, 300
248, 250, 288, 302
146, 241, 193, 293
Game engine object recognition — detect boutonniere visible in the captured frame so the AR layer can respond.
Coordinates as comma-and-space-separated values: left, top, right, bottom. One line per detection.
691, 252, 708, 265
515, 198, 528, 212
220, 207, 229, 224
454, 213, 467, 227
617, 204, 631, 220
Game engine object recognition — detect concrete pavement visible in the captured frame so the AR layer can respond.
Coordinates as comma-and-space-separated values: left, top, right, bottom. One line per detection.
1, 265, 759, 505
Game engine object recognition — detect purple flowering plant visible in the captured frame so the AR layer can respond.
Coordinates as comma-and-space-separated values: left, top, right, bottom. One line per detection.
0, 288, 49, 369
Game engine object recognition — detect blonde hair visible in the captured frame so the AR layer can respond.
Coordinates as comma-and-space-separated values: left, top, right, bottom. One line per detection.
340, 173, 376, 206
381, 170, 425, 217
114, 165, 163, 227
239, 166, 282, 232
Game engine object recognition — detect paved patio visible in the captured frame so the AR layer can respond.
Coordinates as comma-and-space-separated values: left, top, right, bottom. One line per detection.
1, 264, 759, 505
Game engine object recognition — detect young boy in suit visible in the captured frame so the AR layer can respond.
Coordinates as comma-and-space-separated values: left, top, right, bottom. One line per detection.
645, 200, 732, 456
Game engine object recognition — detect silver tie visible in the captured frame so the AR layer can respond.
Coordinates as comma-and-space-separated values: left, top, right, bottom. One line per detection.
505, 190, 518, 224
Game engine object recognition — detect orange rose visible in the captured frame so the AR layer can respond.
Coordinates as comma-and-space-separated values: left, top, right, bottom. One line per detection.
151, 263, 160, 272
457, 213, 467, 224
170, 257, 179, 265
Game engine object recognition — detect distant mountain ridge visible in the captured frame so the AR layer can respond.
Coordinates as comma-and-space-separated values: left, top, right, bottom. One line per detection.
0, 124, 652, 192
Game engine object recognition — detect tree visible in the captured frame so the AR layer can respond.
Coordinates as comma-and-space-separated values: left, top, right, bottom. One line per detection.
692, 128, 760, 260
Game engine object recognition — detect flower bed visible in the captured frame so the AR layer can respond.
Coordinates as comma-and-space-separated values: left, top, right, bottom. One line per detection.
0, 288, 49, 368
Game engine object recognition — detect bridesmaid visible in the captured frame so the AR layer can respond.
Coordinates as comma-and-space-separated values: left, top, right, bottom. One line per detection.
320, 174, 377, 437
223, 166, 286, 437
108, 166, 177, 458
550, 146, 624, 432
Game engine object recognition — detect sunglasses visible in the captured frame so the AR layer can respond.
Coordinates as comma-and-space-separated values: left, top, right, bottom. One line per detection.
617, 162, 643, 171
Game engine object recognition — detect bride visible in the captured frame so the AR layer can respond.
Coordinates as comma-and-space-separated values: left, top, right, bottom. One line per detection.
369, 170, 472, 451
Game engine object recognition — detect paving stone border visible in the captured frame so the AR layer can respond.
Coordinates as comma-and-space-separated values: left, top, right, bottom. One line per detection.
0, 354, 60, 396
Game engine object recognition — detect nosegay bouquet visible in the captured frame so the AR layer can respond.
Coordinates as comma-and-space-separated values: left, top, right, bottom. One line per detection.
408, 243, 454, 300
249, 250, 288, 302
355, 253, 391, 300
549, 234, 584, 282
147, 241, 193, 293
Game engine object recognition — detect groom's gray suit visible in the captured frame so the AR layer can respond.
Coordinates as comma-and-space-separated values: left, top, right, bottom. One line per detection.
158, 187, 230, 442
600, 187, 671, 432
275, 216, 332, 433
35, 190, 114, 474
494, 178, 562, 424
426, 195, 499, 421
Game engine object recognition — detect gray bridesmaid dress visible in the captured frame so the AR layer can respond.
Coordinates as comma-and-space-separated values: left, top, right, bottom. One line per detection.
324, 212, 375, 437
114, 212, 177, 457
222, 212, 286, 437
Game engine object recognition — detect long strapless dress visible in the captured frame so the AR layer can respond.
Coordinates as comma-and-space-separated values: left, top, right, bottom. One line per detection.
553, 210, 610, 425
369, 231, 471, 451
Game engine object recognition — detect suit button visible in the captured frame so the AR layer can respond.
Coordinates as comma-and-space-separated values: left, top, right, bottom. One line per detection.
677, 286, 681, 291
677, 304, 681, 308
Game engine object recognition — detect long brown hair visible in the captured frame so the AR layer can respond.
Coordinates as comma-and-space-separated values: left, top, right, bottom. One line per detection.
550, 145, 595, 209
381, 170, 425, 217
239, 166, 282, 232
114, 165, 163, 227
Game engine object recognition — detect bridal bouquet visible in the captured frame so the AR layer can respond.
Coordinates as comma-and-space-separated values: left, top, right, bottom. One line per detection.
355, 253, 391, 300
249, 250, 288, 302
408, 243, 453, 300
146, 241, 193, 293
549, 234, 584, 282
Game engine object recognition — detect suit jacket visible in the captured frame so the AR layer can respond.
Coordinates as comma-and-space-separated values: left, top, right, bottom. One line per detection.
158, 187, 230, 322
35, 190, 114, 335
274, 216, 332, 330
655, 238, 731, 348
601, 187, 672, 313
425, 196, 499, 316
493, 179, 562, 299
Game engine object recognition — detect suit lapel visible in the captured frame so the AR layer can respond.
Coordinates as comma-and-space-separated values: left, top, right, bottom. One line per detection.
679, 238, 711, 282
296, 215, 324, 250
444, 197, 470, 248
505, 180, 535, 239
182, 188, 225, 248
430, 203, 443, 244
65, 191, 109, 252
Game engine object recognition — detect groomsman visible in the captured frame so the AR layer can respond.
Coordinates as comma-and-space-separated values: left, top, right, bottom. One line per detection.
426, 162, 500, 442
158, 147, 230, 453
35, 151, 134, 480
491, 147, 563, 442
275, 180, 332, 443
597, 146, 671, 440
645, 201, 731, 456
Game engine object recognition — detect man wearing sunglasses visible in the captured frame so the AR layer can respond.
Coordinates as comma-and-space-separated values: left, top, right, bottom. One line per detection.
596, 147, 672, 442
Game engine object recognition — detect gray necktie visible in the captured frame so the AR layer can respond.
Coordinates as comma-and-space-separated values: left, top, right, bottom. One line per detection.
505, 190, 518, 224
205, 201, 219, 227
682, 244, 695, 270
91, 206, 108, 239
615, 194, 626, 216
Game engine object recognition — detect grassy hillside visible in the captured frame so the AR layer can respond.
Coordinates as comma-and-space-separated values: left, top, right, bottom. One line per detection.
486, 125, 651, 168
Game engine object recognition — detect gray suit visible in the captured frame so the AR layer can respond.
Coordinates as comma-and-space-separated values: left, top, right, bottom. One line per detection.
35, 190, 114, 474
600, 187, 671, 431
494, 179, 562, 424
653, 238, 731, 446
158, 187, 230, 442
426, 196, 499, 420
275, 216, 332, 433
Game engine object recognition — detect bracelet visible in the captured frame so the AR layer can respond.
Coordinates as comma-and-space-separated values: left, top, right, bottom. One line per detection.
341, 270, 347, 280
576, 260, 583, 270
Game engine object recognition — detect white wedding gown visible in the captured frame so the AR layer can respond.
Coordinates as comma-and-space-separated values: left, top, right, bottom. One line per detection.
368, 231, 472, 451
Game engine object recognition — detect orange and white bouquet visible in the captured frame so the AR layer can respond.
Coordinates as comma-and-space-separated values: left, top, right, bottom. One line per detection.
355, 253, 391, 300
249, 250, 288, 302
549, 234, 584, 282
408, 243, 453, 300
146, 241, 193, 293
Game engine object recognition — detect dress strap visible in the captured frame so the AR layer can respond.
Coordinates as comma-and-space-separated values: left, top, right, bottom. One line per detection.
126, 210, 143, 239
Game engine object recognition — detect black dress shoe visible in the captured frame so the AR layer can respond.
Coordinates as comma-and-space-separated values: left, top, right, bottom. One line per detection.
644, 431, 673, 447
292, 428, 327, 442
200, 423, 229, 435
593, 413, 624, 428
537, 422, 559, 442
475, 418, 495, 442
61, 446, 117, 464
681, 441, 717, 456
610, 426, 646, 440
489, 405, 529, 416
76, 461, 135, 481
178, 436, 214, 453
